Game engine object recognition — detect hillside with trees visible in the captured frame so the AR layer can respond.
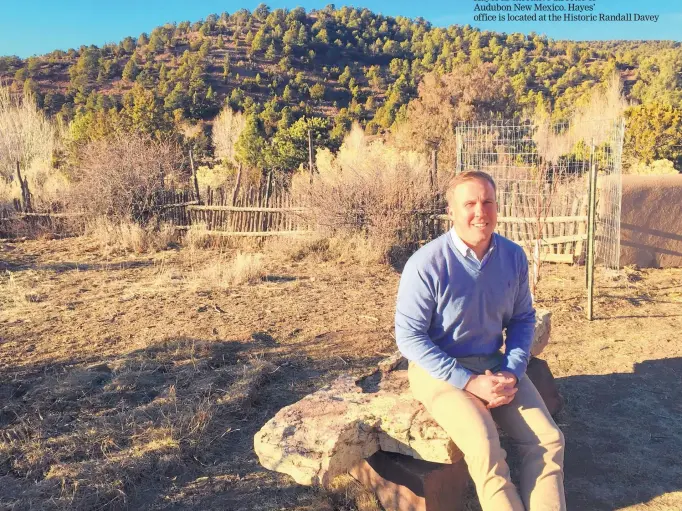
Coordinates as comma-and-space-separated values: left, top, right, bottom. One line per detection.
0, 4, 680, 176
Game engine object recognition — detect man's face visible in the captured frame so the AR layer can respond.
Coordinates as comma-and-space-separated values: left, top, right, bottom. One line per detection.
447, 178, 497, 251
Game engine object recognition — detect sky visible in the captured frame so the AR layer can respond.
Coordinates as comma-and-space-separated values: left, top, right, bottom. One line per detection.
1, 0, 680, 58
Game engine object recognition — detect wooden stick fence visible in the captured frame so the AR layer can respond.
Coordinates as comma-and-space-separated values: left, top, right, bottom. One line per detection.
154, 189, 197, 226
0, 170, 591, 256
178, 185, 313, 236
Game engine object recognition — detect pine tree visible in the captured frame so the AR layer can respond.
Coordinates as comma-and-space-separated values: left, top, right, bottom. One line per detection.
338, 66, 352, 86
296, 26, 308, 47
310, 83, 325, 102
222, 55, 231, 83
121, 36, 136, 53
251, 29, 267, 53
235, 114, 266, 169
265, 43, 277, 61
148, 32, 165, 53
122, 55, 140, 82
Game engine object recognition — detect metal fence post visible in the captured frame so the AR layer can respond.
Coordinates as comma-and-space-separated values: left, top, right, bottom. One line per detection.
455, 129, 463, 174
586, 141, 597, 320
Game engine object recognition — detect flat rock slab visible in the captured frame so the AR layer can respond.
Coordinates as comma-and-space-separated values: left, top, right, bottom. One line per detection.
254, 369, 459, 486
254, 310, 554, 487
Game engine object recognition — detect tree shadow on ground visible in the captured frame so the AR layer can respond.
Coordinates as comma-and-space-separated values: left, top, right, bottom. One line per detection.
186, 357, 682, 511
0, 334, 384, 511
8, 332, 677, 509
550, 357, 682, 510
0, 258, 155, 274
447, 358, 682, 511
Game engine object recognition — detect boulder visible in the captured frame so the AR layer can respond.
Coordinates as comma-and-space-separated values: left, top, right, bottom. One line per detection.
254, 309, 554, 487
254, 369, 459, 487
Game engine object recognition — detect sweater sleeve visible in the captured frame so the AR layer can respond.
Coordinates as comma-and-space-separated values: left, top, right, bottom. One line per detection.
394, 257, 473, 389
501, 250, 536, 381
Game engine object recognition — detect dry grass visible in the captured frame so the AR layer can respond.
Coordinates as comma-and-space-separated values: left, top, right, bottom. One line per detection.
182, 223, 218, 250
323, 474, 381, 511
181, 224, 263, 252
189, 251, 265, 290
181, 225, 268, 290
0, 338, 277, 510
0, 270, 44, 307
181, 240, 267, 292
2, 237, 681, 510
85, 217, 175, 255
265, 233, 385, 266
227, 252, 266, 285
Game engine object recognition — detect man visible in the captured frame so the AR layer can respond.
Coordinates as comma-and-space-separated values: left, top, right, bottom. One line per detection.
395, 171, 566, 511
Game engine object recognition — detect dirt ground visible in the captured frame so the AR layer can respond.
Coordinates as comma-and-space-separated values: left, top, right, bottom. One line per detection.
1, 235, 681, 510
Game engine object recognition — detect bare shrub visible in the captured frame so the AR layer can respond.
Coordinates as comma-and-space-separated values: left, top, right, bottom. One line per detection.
212, 106, 245, 168
0, 85, 66, 211
69, 133, 183, 222
533, 74, 627, 163
391, 64, 517, 170
85, 217, 175, 255
0, 86, 55, 181
292, 123, 434, 260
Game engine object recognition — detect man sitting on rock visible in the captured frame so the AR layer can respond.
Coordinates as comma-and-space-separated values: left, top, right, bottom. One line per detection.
395, 170, 566, 511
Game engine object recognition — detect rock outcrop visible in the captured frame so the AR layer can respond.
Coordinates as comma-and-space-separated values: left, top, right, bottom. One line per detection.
254, 309, 552, 487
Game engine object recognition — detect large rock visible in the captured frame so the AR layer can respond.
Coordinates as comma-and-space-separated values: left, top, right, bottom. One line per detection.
254, 309, 553, 487
254, 369, 459, 486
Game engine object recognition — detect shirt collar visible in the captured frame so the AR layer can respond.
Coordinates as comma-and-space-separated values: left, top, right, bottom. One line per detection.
450, 228, 497, 262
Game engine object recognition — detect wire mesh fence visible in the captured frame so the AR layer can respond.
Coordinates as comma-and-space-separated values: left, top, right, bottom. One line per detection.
453, 119, 625, 294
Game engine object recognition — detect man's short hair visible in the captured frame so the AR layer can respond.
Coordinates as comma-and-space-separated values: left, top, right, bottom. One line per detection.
445, 171, 497, 207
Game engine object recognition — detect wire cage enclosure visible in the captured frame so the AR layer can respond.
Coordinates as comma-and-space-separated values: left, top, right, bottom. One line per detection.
450, 119, 625, 291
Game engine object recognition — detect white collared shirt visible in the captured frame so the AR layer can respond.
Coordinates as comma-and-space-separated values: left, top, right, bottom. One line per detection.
450, 228, 497, 267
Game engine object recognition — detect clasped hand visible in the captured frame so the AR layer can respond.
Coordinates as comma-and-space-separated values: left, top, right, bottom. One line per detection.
464, 370, 518, 409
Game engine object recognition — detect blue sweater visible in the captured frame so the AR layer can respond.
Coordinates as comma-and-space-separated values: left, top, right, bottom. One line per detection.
395, 230, 535, 389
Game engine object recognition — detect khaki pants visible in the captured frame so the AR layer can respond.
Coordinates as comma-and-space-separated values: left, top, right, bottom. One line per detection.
408, 362, 566, 511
